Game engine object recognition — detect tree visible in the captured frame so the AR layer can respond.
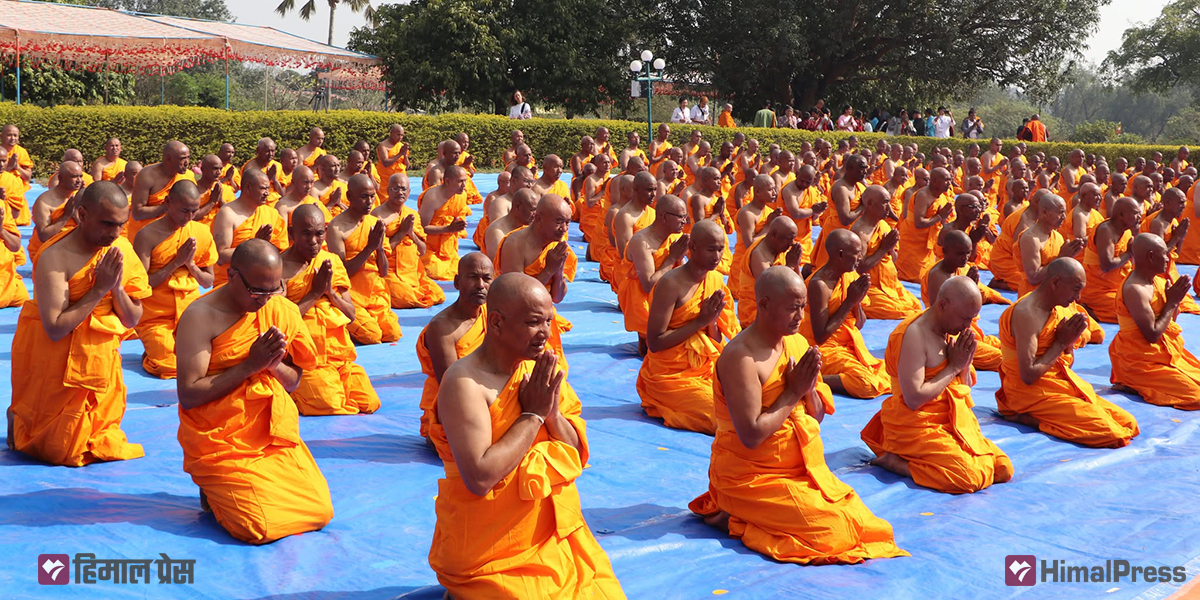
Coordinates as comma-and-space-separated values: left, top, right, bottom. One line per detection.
1104, 0, 1200, 95
95, 0, 234, 21
349, 0, 638, 117
658, 0, 1105, 120
275, 0, 374, 46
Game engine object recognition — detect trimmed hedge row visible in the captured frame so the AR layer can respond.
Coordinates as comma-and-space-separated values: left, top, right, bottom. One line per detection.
0, 103, 1188, 179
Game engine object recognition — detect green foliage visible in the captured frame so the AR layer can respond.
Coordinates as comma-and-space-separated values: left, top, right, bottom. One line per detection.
659, 0, 1104, 119
1070, 120, 1130, 144
348, 0, 638, 118
1104, 0, 1200, 95
0, 64, 135, 106
0, 103, 1185, 180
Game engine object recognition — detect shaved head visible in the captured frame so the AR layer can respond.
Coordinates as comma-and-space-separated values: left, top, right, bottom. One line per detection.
291, 203, 325, 229
79, 180, 128, 210
242, 168, 269, 190
458, 251, 492, 276
937, 275, 982, 307
755, 265, 806, 304
942, 228, 972, 253
691, 219, 724, 246
230, 238, 281, 273
1046, 256, 1085, 282
488, 272, 552, 319
656, 193, 686, 216
1132, 231, 1167, 262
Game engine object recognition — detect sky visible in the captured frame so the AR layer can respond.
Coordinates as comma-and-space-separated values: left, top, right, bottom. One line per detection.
232, 0, 1166, 65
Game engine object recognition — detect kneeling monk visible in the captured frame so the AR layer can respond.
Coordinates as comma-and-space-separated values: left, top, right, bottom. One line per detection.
637, 221, 740, 434
430, 273, 626, 598
132, 181, 217, 378
862, 276, 1014, 493
175, 239, 332, 544
328, 174, 402, 344
799, 229, 890, 398
996, 258, 1139, 447
1109, 233, 1200, 409
416, 253, 492, 439
690, 266, 908, 564
282, 204, 381, 415
8, 182, 149, 466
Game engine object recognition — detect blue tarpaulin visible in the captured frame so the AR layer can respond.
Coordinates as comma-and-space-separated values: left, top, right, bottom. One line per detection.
3, 174, 1200, 599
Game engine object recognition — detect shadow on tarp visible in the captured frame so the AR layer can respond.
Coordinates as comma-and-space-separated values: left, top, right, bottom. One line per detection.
247, 586, 441, 600
307, 433, 441, 467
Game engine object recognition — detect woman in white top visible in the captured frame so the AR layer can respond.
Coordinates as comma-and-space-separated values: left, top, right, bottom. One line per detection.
671, 98, 693, 124
508, 91, 532, 120
836, 105, 856, 131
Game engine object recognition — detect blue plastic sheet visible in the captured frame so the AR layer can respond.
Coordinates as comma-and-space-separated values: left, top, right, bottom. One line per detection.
3, 175, 1200, 599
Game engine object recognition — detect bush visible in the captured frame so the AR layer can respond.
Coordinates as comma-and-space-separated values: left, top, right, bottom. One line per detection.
0, 103, 1188, 179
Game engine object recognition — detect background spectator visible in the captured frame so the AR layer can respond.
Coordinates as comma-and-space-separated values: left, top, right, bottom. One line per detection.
934, 106, 954, 138
718, 103, 736, 127
781, 106, 799, 128
913, 108, 927, 136
754, 100, 777, 128
691, 96, 712, 125
962, 108, 985, 138
672, 98, 693, 123
508, 90, 532, 119
837, 105, 856, 131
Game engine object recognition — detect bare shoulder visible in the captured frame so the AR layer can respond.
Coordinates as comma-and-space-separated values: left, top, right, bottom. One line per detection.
177, 294, 220, 342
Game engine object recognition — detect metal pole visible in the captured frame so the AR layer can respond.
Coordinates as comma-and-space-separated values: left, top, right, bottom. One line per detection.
15, 32, 20, 106
224, 51, 230, 111
646, 76, 653, 143
160, 66, 164, 105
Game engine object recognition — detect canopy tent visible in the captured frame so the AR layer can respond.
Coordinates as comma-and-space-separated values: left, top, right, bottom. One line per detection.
0, 0, 385, 107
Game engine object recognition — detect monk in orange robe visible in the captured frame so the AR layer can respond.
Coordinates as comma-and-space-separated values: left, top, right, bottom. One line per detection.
780, 164, 827, 264
988, 179, 1036, 290
416, 253, 492, 439
8, 182, 149, 466
1107, 233, 1200, 409
29, 161, 86, 261
618, 195, 689, 353
610, 171, 659, 294
430, 273, 626, 597
1057, 149, 1086, 205
648, 123, 673, 177
328, 174, 402, 345
733, 217, 802, 328
497, 194, 577, 363
419, 166, 470, 280
132, 181, 217, 378
691, 266, 908, 564
896, 167, 954, 282
0, 125, 33, 224
639, 221, 740, 433
0, 204, 26, 307
1061, 181, 1104, 241
373, 173, 445, 309
274, 165, 329, 226
863, 277, 1014, 493
241, 138, 285, 204
923, 231, 1008, 371
312, 155, 349, 217
484, 188, 537, 262
217, 143, 242, 192
935, 192, 996, 270
996, 258, 1139, 447
1080, 197, 1140, 322
800, 229, 891, 398
1142, 188, 1200, 314
594, 173, 632, 283
375, 124, 410, 184
91, 137, 127, 182
453, 132, 485, 203
194, 154, 237, 227
1177, 172, 1200, 263
298, 127, 327, 168
812, 155, 869, 269
475, 170, 513, 248
212, 169, 288, 288
684, 166, 734, 273
46, 150, 95, 190
579, 157, 612, 247
730, 175, 782, 293
282, 204, 381, 415
129, 140, 196, 242
175, 239, 332, 544
532, 154, 570, 201
853, 185, 921, 319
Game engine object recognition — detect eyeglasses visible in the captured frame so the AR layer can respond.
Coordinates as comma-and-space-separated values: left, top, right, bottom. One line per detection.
233, 270, 284, 298
663, 211, 689, 220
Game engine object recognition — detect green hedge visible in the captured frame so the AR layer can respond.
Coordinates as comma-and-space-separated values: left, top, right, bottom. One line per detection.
0, 103, 1188, 179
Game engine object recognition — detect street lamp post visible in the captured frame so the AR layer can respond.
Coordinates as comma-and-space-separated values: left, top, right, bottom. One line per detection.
630, 50, 666, 144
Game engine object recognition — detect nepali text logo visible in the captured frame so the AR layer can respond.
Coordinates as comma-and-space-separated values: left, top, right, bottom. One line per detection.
36, 553, 195, 585
38, 554, 70, 585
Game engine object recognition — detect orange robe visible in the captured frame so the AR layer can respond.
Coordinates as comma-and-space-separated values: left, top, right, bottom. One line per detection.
989, 203, 1030, 285
213, 205, 288, 287
0, 158, 31, 225
1060, 206, 1102, 243
920, 267, 1004, 371
0, 218, 28, 307
100, 158, 128, 181
718, 111, 736, 128
135, 221, 218, 378
243, 159, 283, 203
637, 269, 738, 434
1015, 228, 1105, 342
860, 219, 922, 319
9, 235, 150, 466
1109, 277, 1200, 410
790, 185, 822, 263
127, 170, 196, 241
618, 233, 682, 334
317, 180, 348, 217
196, 182, 236, 227
799, 271, 891, 398
497, 231, 577, 362
580, 177, 612, 248
220, 163, 243, 190
996, 302, 1138, 447
732, 236, 784, 328
608, 207, 656, 294
1080, 228, 1132, 323
428, 361, 625, 598
416, 309, 487, 439
728, 207, 772, 295
649, 141, 673, 177
689, 334, 908, 564
861, 313, 1013, 493
376, 142, 409, 183
1177, 186, 1200, 264
301, 146, 326, 168
285, 250, 380, 415
686, 193, 735, 276
419, 187, 470, 280
178, 295, 334, 544
456, 158, 485, 206
385, 206, 445, 309
1140, 212, 1200, 314
344, 215, 402, 344
895, 190, 952, 282
812, 181, 868, 270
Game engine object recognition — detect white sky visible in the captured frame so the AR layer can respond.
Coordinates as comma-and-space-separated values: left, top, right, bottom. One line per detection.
231, 0, 1166, 65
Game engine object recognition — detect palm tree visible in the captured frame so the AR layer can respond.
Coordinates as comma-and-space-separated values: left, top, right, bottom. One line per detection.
274, 0, 375, 46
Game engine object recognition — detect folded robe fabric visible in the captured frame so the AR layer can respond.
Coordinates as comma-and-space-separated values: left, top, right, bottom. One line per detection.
136, 220, 217, 378
343, 215, 402, 345
1109, 276, 1200, 410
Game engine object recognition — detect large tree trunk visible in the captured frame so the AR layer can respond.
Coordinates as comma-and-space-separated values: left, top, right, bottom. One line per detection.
327, 0, 338, 46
